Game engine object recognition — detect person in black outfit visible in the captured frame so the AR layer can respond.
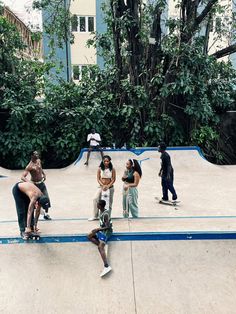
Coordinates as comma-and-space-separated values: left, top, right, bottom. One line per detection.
158, 142, 177, 201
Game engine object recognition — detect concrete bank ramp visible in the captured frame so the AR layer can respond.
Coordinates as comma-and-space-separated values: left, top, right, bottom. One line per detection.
0, 146, 236, 225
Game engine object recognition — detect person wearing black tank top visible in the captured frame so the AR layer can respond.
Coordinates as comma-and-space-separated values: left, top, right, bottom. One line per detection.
122, 159, 142, 218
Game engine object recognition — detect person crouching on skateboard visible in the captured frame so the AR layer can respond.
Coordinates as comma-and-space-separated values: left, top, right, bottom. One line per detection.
12, 181, 50, 239
87, 200, 113, 277
158, 142, 178, 202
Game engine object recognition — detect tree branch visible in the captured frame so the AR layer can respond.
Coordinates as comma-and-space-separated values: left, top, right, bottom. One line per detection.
193, 0, 218, 31
210, 44, 236, 59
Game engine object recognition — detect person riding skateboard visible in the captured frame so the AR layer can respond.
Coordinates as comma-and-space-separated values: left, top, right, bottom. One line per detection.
158, 142, 178, 202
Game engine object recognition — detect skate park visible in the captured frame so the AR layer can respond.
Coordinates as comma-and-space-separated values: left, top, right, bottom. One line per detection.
1, 147, 236, 314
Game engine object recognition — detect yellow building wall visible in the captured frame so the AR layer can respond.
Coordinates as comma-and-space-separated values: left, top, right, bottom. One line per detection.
70, 0, 96, 66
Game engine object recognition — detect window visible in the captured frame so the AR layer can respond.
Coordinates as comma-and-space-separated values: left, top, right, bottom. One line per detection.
71, 14, 78, 32
72, 16, 95, 32
79, 17, 86, 32
88, 17, 94, 32
72, 65, 96, 81
72, 65, 88, 81
73, 65, 81, 80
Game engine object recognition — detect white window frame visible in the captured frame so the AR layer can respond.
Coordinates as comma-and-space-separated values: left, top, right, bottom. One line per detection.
73, 64, 92, 81
77, 16, 95, 33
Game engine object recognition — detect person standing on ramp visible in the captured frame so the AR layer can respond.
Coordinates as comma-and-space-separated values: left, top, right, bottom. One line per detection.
88, 155, 116, 221
21, 151, 52, 220
158, 142, 178, 203
122, 159, 142, 218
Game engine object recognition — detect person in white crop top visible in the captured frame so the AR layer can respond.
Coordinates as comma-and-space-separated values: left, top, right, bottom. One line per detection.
101, 168, 112, 179
88, 155, 116, 221
84, 128, 104, 166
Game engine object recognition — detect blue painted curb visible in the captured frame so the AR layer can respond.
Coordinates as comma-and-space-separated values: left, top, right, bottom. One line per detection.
1, 231, 236, 245
74, 146, 206, 165
2, 215, 236, 224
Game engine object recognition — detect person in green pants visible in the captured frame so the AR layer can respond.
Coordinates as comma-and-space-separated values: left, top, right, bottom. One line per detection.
122, 159, 142, 218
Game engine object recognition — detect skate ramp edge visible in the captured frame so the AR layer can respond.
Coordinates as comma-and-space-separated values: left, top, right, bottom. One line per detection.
0, 146, 206, 171
73, 146, 206, 166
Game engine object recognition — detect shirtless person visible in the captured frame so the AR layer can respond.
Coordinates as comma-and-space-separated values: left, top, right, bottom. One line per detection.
21, 151, 51, 220
12, 181, 50, 239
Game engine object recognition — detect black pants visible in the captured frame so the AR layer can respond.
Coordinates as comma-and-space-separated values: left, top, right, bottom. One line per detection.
161, 173, 177, 201
12, 183, 34, 232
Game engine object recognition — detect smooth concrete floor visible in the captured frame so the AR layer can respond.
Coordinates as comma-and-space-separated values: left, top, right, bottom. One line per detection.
1, 240, 236, 314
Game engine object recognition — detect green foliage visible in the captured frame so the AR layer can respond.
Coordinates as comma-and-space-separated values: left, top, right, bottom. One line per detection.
1, 0, 236, 168
0, 17, 46, 168
33, 0, 73, 49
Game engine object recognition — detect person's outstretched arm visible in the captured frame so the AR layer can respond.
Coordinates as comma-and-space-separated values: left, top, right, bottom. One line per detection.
21, 166, 31, 182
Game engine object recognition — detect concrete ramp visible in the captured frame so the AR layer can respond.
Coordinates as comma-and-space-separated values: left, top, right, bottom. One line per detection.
0, 146, 236, 227
0, 166, 10, 177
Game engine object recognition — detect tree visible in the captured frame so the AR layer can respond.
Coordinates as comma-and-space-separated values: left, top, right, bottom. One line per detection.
0, 14, 46, 168
92, 0, 236, 161
32, 0, 236, 162
1, 0, 236, 168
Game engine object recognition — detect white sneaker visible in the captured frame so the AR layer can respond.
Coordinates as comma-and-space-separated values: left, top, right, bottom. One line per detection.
100, 266, 112, 277
88, 217, 98, 221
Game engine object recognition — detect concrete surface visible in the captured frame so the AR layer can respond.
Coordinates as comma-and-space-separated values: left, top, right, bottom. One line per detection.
0, 147, 236, 314
1, 241, 236, 314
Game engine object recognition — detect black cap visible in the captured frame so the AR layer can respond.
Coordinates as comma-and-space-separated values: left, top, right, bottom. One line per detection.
38, 195, 50, 210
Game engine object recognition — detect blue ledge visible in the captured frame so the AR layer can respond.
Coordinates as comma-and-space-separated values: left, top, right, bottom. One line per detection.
1, 231, 236, 245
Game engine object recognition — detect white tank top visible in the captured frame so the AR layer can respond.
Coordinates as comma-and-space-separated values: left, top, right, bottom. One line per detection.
101, 168, 112, 179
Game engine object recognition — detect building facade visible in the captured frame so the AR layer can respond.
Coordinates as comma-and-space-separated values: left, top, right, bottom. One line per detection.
70, 0, 97, 81
3, 6, 42, 60
42, 0, 236, 82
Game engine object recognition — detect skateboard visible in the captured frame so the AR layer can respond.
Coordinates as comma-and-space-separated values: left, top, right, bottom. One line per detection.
101, 188, 110, 211
155, 197, 180, 207
21, 231, 40, 241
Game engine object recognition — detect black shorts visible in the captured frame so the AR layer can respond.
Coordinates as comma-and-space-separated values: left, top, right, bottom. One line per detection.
89, 145, 102, 150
